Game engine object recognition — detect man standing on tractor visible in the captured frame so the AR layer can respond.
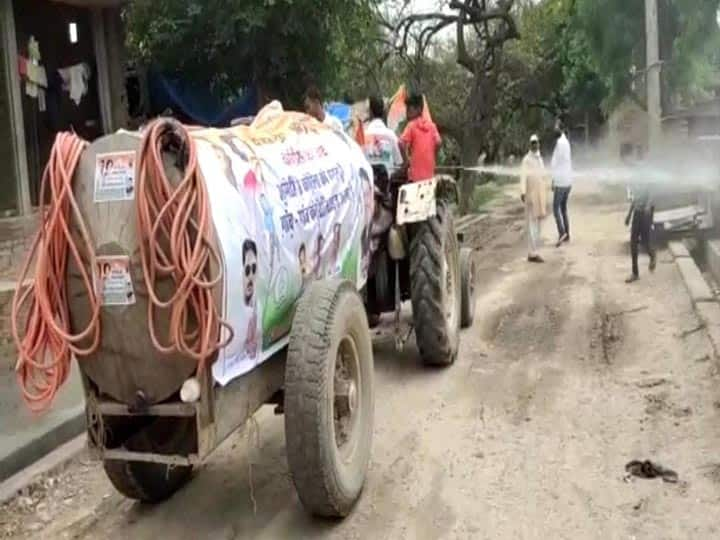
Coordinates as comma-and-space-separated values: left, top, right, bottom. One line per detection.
400, 94, 442, 182
363, 95, 404, 175
304, 86, 344, 133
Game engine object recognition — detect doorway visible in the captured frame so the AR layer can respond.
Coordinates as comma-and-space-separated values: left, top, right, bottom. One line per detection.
13, 0, 103, 206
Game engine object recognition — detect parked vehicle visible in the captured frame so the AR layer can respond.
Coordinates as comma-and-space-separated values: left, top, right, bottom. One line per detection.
66, 111, 375, 518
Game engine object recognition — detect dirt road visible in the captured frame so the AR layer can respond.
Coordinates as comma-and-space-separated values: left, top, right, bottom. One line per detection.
4, 183, 720, 539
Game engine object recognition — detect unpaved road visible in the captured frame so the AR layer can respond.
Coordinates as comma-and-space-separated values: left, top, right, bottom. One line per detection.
4, 183, 720, 539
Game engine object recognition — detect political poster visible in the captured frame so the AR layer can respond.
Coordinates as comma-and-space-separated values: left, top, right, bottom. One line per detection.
193, 102, 374, 386
94, 255, 135, 306
94, 151, 136, 202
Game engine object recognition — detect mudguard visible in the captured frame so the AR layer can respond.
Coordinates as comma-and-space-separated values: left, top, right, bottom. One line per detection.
397, 178, 438, 225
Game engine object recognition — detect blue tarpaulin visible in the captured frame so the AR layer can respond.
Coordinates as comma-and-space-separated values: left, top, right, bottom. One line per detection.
326, 102, 352, 128
147, 69, 258, 127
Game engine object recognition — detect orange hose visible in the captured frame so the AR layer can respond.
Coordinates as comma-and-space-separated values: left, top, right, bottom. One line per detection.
13, 121, 230, 413
11, 132, 101, 412
136, 118, 231, 371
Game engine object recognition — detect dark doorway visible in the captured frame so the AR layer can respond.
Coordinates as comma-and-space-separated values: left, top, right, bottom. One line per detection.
13, 0, 103, 206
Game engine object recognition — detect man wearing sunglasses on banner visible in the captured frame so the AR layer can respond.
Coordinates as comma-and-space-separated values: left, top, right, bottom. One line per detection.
242, 239, 259, 359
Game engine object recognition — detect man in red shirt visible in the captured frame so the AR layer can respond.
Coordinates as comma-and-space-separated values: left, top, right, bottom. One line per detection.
400, 94, 441, 182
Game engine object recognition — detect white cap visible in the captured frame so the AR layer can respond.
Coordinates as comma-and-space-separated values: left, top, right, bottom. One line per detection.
530, 134, 539, 143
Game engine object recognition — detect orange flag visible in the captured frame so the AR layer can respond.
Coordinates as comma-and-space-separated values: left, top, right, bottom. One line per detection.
387, 85, 433, 133
353, 116, 366, 146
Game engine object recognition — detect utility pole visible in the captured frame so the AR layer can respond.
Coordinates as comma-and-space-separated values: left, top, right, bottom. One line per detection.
645, 0, 662, 155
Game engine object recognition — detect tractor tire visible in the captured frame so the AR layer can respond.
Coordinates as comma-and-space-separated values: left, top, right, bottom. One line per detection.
103, 417, 194, 503
460, 247, 477, 328
284, 279, 374, 518
409, 202, 461, 366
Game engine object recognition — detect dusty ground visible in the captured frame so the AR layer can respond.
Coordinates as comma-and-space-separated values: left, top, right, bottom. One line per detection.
3, 182, 720, 539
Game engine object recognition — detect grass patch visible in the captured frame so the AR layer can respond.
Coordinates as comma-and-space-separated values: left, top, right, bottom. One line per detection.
469, 181, 501, 213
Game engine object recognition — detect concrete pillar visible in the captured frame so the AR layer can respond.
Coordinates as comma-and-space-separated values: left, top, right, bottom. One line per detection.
91, 8, 112, 133
103, 7, 128, 130
645, 0, 662, 155
0, 0, 31, 215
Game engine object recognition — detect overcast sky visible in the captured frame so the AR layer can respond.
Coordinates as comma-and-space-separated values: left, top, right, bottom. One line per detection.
387, 0, 455, 43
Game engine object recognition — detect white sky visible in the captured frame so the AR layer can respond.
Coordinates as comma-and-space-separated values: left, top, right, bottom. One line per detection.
385, 0, 455, 44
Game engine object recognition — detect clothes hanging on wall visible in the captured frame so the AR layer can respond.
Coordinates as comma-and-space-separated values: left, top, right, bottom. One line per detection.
23, 37, 48, 112
18, 55, 27, 77
57, 63, 91, 106
26, 63, 47, 111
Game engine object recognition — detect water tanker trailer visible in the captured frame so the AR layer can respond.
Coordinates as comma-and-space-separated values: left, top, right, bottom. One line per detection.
13, 102, 375, 517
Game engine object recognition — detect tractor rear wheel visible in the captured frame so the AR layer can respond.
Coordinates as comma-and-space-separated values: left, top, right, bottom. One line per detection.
409, 203, 461, 366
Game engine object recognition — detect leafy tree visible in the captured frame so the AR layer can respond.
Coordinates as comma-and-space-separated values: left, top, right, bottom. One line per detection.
124, 0, 382, 106
576, 0, 720, 109
390, 1, 605, 183
508, 1, 605, 118
394, 0, 520, 212
327, 1, 395, 100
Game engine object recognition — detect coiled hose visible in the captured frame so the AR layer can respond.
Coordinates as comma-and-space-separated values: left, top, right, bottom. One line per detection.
12, 132, 100, 412
136, 119, 231, 368
13, 120, 229, 412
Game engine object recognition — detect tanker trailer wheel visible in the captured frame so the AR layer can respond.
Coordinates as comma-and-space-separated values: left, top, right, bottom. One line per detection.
459, 247, 477, 328
409, 202, 461, 366
103, 417, 194, 503
284, 279, 375, 518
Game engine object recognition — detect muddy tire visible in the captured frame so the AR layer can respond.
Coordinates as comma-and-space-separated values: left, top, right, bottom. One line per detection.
284, 279, 374, 518
460, 247, 477, 328
103, 418, 194, 503
409, 202, 461, 366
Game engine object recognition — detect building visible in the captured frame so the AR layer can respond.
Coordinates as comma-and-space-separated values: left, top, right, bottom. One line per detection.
0, 0, 129, 217
605, 99, 650, 160
663, 97, 720, 140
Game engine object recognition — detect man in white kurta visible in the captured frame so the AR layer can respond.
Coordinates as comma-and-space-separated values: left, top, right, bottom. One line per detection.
520, 134, 549, 262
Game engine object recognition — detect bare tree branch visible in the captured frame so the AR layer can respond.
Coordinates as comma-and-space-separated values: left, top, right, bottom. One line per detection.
390, 0, 520, 213
394, 13, 457, 57
394, 0, 518, 74
448, 0, 513, 24
456, 2, 474, 71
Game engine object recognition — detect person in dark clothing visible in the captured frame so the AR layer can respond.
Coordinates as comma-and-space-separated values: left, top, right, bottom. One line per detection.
550, 120, 573, 246
625, 181, 657, 283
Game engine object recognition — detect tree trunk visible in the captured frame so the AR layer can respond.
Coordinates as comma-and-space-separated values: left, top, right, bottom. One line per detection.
459, 130, 483, 215
457, 72, 491, 215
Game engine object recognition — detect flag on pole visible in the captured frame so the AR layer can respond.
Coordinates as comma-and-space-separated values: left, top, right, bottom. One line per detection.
386, 84, 433, 133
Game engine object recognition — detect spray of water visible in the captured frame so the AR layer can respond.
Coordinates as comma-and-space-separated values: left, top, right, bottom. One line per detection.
468, 164, 682, 185
468, 144, 720, 194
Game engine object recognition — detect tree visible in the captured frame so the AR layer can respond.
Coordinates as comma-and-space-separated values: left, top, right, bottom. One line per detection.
394, 0, 520, 212
326, 1, 397, 100
576, 0, 720, 110
123, 0, 383, 106
504, 0, 607, 145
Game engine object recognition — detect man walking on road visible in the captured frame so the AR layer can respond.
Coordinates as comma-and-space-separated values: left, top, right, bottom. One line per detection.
624, 158, 657, 283
551, 120, 573, 247
521, 134, 549, 263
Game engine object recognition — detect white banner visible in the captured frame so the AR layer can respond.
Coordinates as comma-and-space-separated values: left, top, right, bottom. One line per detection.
192, 103, 373, 385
